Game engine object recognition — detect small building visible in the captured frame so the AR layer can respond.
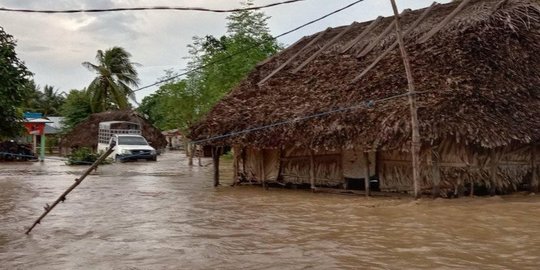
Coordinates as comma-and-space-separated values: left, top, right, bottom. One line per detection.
162, 129, 184, 150
189, 0, 540, 196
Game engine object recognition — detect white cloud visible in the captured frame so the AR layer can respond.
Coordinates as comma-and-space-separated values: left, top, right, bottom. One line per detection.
0, 0, 451, 101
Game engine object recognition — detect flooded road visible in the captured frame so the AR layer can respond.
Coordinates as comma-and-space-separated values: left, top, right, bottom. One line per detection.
1, 151, 539, 269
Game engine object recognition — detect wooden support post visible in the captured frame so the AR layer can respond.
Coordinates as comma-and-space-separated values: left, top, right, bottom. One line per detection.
188, 143, 194, 166
431, 148, 441, 198
531, 145, 538, 193
364, 152, 371, 197
39, 134, 46, 162
233, 147, 239, 186
25, 144, 115, 234
489, 151, 498, 196
260, 150, 266, 189
212, 146, 220, 187
456, 175, 465, 198
310, 150, 316, 190
390, 0, 422, 199
468, 170, 474, 197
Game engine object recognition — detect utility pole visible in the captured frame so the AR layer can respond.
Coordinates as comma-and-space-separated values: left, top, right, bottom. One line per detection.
389, 0, 422, 199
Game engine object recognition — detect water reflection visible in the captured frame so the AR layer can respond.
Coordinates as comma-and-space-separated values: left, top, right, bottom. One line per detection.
0, 152, 539, 269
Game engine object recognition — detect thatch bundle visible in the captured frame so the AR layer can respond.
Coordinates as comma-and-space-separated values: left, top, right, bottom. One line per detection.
189, 0, 540, 152
60, 110, 167, 152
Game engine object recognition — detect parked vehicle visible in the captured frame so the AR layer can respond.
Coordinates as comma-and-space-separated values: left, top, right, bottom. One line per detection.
108, 134, 157, 162
96, 121, 157, 162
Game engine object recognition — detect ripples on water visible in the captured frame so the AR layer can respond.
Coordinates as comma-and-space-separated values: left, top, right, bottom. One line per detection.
0, 151, 539, 269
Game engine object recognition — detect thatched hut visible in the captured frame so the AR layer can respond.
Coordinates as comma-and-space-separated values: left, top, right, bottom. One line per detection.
189, 0, 540, 196
60, 110, 167, 154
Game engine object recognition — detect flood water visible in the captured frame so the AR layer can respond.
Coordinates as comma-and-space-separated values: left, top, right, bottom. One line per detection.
1, 151, 539, 269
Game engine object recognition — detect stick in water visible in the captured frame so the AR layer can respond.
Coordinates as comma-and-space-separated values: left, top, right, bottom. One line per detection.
25, 142, 116, 234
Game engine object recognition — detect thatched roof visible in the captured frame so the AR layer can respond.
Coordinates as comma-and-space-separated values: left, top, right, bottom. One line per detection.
189, 0, 540, 150
60, 110, 167, 150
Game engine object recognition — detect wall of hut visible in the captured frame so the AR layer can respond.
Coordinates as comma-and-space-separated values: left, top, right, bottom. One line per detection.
234, 140, 538, 195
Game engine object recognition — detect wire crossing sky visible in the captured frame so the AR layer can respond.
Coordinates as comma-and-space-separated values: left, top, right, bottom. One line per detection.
133, 0, 366, 93
0, 0, 305, 14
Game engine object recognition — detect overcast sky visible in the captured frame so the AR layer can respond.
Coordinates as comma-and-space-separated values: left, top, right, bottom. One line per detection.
0, 0, 451, 102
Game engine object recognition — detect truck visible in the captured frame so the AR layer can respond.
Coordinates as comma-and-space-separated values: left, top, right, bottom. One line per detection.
96, 121, 157, 162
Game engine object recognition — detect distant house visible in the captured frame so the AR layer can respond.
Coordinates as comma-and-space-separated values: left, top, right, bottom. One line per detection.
43, 116, 65, 135
189, 0, 540, 196
162, 129, 184, 150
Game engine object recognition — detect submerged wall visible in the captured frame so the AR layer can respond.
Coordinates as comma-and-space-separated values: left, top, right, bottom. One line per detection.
234, 140, 538, 195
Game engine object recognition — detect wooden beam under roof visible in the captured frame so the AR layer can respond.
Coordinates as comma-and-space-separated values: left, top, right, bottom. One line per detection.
257, 28, 330, 86
340, 16, 384, 54
256, 36, 307, 67
352, 2, 438, 83
356, 20, 396, 58
417, 0, 471, 43
292, 22, 357, 74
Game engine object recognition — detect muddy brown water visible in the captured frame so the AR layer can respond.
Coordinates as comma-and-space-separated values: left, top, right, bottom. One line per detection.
0, 151, 539, 269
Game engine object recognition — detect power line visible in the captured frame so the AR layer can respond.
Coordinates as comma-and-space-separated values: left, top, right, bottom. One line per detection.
133, 0, 366, 93
0, 0, 305, 14
192, 91, 429, 144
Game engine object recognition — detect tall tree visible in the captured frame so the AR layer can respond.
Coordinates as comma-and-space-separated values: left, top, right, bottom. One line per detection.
40, 85, 65, 116
0, 26, 32, 138
82, 47, 140, 112
139, 0, 281, 132
60, 89, 93, 130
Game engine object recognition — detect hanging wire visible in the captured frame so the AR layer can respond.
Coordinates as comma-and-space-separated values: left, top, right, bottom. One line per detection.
132, 0, 367, 92
0, 0, 306, 14
192, 91, 429, 144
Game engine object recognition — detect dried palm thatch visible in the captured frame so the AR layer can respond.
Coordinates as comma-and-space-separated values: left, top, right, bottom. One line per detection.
189, 0, 540, 152
60, 110, 167, 152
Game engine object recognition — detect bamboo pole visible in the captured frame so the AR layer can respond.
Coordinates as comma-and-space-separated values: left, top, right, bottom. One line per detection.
293, 22, 357, 74
390, 0, 422, 199
341, 16, 383, 53
352, 2, 437, 83
257, 29, 330, 86
364, 152, 371, 197
417, 0, 471, 43
25, 145, 115, 234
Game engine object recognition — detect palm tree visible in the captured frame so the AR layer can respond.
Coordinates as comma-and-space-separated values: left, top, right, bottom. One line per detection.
82, 47, 140, 112
40, 85, 65, 116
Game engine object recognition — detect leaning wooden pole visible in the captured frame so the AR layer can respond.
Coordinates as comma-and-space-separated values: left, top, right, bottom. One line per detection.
390, 0, 422, 199
25, 145, 115, 234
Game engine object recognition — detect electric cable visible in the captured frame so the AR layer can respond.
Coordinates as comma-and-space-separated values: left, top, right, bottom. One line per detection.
0, 0, 305, 14
133, 0, 366, 92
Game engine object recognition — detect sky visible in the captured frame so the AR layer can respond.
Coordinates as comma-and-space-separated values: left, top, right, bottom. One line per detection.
0, 0, 451, 103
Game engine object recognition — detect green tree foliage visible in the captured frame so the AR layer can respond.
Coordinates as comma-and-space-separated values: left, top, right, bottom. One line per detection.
0, 26, 32, 138
82, 47, 140, 112
139, 0, 280, 132
20, 81, 65, 116
139, 71, 200, 131
60, 89, 93, 130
